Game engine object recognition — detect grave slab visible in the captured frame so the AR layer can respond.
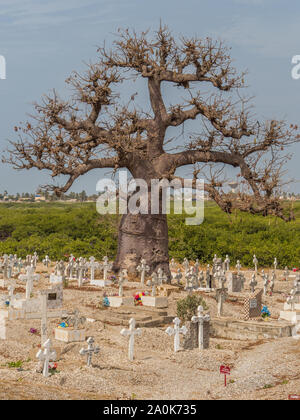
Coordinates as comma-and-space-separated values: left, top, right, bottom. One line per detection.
54, 327, 86, 343
108, 296, 134, 307
90, 279, 112, 287
280, 311, 300, 323
141, 296, 168, 308
210, 318, 293, 340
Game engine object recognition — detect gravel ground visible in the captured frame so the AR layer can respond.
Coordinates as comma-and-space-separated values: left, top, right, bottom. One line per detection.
0, 264, 299, 400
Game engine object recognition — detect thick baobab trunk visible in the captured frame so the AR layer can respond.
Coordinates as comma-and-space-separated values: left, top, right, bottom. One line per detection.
113, 212, 171, 280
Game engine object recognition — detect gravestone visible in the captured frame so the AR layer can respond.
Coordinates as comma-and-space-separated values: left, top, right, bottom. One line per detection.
182, 321, 198, 350
39, 284, 63, 310
227, 272, 245, 293
242, 289, 263, 321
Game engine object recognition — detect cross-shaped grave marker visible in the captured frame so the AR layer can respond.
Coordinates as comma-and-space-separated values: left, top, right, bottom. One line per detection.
147, 272, 159, 297
79, 337, 100, 367
42, 255, 51, 268
249, 274, 257, 294
236, 260, 242, 275
118, 270, 127, 297
174, 269, 183, 286
24, 266, 35, 300
120, 318, 142, 361
36, 338, 57, 378
40, 294, 48, 345
253, 255, 258, 273
88, 256, 100, 282
215, 273, 228, 317
224, 255, 230, 271
165, 317, 187, 352
157, 268, 167, 285
7, 281, 16, 307
66, 308, 86, 330
136, 259, 150, 285
191, 305, 211, 350
102, 256, 113, 281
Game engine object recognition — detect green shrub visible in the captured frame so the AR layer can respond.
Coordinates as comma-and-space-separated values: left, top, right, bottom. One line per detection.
177, 295, 208, 322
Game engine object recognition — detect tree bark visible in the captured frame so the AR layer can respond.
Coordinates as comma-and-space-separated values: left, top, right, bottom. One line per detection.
113, 212, 171, 280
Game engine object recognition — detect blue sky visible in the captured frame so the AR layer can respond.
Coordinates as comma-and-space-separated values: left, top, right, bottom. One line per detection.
0, 0, 299, 193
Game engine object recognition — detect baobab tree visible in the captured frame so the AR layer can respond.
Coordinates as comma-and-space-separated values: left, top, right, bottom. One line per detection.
4, 25, 299, 277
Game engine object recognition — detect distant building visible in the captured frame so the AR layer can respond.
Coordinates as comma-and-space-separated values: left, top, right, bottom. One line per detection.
35, 194, 46, 202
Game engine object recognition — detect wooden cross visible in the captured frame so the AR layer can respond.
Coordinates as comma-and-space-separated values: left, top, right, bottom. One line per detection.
120, 318, 142, 361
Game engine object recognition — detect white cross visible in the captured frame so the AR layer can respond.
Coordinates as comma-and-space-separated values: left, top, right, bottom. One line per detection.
236, 260, 242, 274
274, 258, 278, 271
287, 289, 297, 311
102, 256, 112, 281
174, 269, 183, 286
191, 306, 210, 350
183, 258, 190, 275
170, 259, 177, 272
24, 266, 35, 300
253, 255, 258, 273
40, 294, 48, 345
224, 255, 230, 271
165, 317, 187, 352
147, 272, 159, 297
88, 256, 99, 282
118, 270, 127, 297
33, 252, 39, 266
79, 337, 100, 367
215, 275, 228, 317
157, 268, 167, 285
36, 338, 56, 378
136, 259, 150, 285
185, 268, 195, 293
249, 274, 257, 294
67, 308, 85, 330
263, 274, 269, 296
7, 281, 16, 307
77, 260, 86, 287
120, 318, 142, 361
197, 271, 204, 288
206, 265, 211, 288
270, 271, 276, 294
43, 255, 51, 267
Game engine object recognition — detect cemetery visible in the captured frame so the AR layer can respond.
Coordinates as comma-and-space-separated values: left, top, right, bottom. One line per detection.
1, 6, 300, 401
0, 251, 299, 400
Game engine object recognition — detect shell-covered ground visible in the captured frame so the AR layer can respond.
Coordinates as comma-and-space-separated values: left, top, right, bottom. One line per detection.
0, 263, 299, 400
